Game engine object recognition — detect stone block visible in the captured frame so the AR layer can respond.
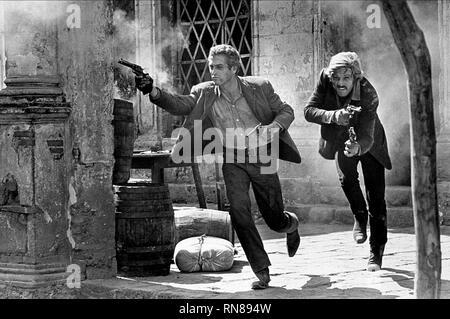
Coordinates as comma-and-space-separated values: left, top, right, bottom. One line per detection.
284, 204, 312, 224
438, 182, 450, 225
334, 208, 354, 225
307, 206, 337, 224
438, 140, 450, 181
317, 186, 348, 206
0, 210, 27, 254
387, 207, 414, 228
385, 186, 412, 207
169, 184, 228, 206
280, 178, 320, 205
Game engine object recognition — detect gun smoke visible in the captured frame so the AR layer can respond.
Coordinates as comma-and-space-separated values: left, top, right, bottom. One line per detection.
322, 0, 440, 185
112, 7, 185, 98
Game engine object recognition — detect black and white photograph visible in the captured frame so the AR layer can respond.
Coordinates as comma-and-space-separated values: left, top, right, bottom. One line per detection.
0, 0, 448, 306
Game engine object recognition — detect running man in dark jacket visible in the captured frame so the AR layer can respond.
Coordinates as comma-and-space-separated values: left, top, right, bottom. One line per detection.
304, 52, 392, 271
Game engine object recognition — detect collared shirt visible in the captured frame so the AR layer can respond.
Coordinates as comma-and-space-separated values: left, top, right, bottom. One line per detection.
210, 81, 260, 150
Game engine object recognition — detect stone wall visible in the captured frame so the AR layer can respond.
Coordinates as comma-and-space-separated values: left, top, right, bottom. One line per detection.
252, 0, 322, 183
134, 1, 443, 205
251, 0, 440, 188
321, 0, 439, 186
438, 0, 450, 224
57, 0, 116, 279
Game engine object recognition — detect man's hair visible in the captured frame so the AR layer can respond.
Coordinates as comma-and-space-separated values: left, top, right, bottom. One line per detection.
208, 44, 241, 70
325, 52, 364, 79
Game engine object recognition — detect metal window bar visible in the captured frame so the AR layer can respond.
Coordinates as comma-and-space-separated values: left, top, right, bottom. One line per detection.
176, 0, 252, 94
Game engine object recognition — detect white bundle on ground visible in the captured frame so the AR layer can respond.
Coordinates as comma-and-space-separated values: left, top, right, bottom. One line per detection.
174, 235, 234, 272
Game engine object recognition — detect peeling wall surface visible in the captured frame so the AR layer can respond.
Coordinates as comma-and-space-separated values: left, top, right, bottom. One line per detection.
0, 109, 71, 268
252, 0, 325, 183
132, 0, 445, 196
250, 0, 440, 187
438, 0, 450, 221
57, 0, 116, 279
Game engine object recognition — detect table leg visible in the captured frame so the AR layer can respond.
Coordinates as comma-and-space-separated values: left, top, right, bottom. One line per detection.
191, 163, 206, 208
151, 164, 164, 184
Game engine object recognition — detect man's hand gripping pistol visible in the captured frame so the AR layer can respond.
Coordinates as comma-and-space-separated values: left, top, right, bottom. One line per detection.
118, 58, 154, 95
344, 105, 362, 157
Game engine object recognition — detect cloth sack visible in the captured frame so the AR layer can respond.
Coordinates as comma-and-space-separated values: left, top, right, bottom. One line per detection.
174, 235, 234, 272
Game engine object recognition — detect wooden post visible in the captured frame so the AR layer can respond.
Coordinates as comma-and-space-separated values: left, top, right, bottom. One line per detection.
381, 0, 441, 299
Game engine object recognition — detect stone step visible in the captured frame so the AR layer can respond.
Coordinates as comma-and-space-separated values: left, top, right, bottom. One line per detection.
284, 204, 414, 228
169, 183, 228, 206
168, 183, 412, 208
280, 178, 412, 207
167, 183, 413, 228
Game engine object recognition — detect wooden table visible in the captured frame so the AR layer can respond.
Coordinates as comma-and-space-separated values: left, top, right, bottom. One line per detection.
131, 151, 207, 208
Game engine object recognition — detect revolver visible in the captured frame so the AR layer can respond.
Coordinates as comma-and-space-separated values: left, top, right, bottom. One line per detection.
346, 105, 361, 143
348, 127, 357, 143
118, 58, 149, 77
346, 105, 362, 120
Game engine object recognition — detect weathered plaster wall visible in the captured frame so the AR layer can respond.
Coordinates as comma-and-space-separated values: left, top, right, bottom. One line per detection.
252, 0, 440, 187
252, 0, 340, 185
0, 1, 73, 284
58, 0, 116, 279
134, 1, 443, 209
0, 120, 71, 265
438, 0, 450, 223
321, 0, 439, 186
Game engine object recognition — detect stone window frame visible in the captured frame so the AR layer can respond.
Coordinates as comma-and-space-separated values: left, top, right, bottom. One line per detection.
175, 0, 254, 94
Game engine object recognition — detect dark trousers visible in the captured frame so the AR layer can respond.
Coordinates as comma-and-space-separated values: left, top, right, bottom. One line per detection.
335, 150, 388, 247
222, 161, 290, 273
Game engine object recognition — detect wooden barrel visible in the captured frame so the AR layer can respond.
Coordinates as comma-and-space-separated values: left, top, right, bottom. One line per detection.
114, 181, 175, 276
173, 206, 233, 244
112, 99, 135, 185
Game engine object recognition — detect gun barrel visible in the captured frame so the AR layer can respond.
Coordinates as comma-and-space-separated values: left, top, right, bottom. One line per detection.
347, 105, 362, 113
348, 127, 357, 142
119, 58, 145, 72
118, 58, 137, 68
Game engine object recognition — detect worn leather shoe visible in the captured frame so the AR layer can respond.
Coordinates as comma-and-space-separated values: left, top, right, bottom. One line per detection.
287, 230, 300, 257
251, 268, 271, 290
367, 244, 385, 272
284, 212, 300, 257
353, 213, 368, 244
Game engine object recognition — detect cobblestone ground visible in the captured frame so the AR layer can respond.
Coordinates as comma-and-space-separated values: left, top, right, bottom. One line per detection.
81, 223, 450, 299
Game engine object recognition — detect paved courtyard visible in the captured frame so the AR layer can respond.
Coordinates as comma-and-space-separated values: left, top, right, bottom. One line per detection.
80, 222, 450, 299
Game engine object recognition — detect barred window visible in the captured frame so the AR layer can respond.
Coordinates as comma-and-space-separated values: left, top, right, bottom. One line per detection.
176, 0, 253, 94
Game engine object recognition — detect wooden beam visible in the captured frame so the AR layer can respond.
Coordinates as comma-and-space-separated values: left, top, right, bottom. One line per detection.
381, 0, 441, 299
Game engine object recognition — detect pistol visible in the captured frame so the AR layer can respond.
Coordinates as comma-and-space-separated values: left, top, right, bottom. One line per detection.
346, 105, 361, 143
118, 58, 148, 77
346, 105, 362, 119
348, 127, 357, 143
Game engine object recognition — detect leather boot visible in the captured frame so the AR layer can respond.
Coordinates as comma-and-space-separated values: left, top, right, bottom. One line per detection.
251, 268, 271, 289
367, 244, 385, 272
285, 211, 300, 257
353, 211, 368, 244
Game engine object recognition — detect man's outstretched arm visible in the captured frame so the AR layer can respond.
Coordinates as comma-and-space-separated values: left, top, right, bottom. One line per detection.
135, 74, 197, 116
304, 70, 352, 126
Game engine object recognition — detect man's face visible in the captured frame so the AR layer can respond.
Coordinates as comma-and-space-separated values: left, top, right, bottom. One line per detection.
331, 67, 354, 97
208, 54, 237, 86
